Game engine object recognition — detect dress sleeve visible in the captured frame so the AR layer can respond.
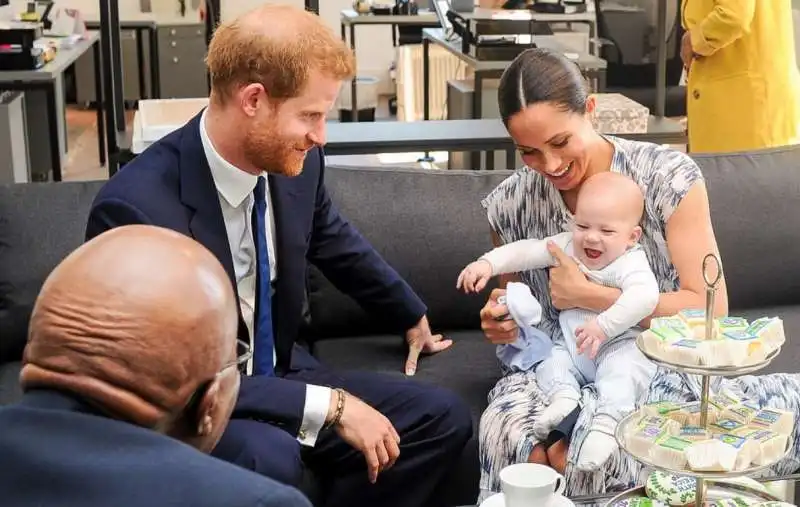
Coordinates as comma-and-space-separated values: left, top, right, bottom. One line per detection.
647, 146, 705, 224
481, 172, 527, 245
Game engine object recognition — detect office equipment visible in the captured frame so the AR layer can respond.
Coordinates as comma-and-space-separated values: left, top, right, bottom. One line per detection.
0, 21, 44, 70
432, 0, 453, 31
393, 0, 420, 15
0, 33, 103, 181
502, 0, 587, 13
19, 1, 54, 29
447, 9, 539, 60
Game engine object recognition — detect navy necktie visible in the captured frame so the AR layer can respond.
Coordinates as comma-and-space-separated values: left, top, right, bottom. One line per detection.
251, 176, 275, 376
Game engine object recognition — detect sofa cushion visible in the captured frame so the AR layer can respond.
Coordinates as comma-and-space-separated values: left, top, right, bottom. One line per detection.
313, 330, 501, 423
313, 329, 496, 506
0, 181, 104, 364
306, 166, 513, 340
734, 304, 800, 375
696, 145, 800, 310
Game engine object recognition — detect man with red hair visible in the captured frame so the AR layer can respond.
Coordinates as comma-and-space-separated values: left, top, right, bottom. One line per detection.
86, 5, 472, 507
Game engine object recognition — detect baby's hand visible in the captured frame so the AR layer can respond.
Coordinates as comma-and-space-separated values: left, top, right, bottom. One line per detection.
575, 319, 608, 359
456, 260, 494, 293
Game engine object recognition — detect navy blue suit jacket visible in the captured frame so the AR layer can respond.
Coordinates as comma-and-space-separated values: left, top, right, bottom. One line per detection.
0, 390, 312, 507
85, 112, 426, 435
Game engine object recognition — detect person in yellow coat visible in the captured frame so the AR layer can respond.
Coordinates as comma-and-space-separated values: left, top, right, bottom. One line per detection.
681, 0, 800, 153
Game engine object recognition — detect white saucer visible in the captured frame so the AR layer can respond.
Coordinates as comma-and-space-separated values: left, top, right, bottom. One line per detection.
480, 492, 575, 507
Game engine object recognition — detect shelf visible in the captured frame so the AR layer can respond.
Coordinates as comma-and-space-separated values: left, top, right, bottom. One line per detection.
635, 333, 781, 376
615, 410, 794, 480
606, 482, 782, 507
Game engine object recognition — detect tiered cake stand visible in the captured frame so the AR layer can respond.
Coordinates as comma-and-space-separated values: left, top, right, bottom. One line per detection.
608, 254, 793, 506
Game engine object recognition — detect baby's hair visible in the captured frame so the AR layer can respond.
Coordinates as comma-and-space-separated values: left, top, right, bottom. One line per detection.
579, 172, 645, 226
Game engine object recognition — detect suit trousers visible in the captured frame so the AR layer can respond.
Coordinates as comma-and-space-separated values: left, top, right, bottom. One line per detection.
211, 356, 473, 507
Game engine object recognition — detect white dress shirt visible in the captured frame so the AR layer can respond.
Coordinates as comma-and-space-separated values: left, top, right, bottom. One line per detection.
199, 110, 331, 447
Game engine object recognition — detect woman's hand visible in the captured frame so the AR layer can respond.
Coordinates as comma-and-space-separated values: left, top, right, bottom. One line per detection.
479, 288, 519, 344
546, 241, 590, 310
680, 31, 694, 69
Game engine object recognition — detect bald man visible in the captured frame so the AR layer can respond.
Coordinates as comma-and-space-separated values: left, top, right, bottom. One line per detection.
85, 5, 472, 507
458, 171, 659, 470
0, 225, 311, 507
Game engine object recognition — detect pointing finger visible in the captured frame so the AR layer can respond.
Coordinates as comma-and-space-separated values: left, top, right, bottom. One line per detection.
405, 344, 422, 376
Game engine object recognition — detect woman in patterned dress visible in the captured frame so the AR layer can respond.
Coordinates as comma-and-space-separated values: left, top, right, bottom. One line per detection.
477, 48, 800, 502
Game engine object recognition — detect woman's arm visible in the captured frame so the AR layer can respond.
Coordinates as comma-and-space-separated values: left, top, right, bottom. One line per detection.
573, 182, 728, 324
688, 0, 756, 57
648, 181, 728, 320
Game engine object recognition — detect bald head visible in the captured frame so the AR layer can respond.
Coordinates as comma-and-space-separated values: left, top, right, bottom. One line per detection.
206, 4, 354, 104
578, 171, 645, 225
21, 225, 239, 432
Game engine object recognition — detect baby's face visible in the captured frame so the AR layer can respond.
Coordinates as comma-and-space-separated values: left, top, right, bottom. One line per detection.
571, 192, 642, 270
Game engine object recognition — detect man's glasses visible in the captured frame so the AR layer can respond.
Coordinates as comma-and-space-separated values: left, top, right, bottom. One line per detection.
182, 338, 253, 418
224, 338, 253, 372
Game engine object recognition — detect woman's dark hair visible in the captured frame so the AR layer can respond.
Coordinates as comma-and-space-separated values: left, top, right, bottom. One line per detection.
498, 48, 589, 125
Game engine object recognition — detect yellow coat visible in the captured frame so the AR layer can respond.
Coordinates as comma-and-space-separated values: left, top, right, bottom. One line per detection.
682, 0, 800, 153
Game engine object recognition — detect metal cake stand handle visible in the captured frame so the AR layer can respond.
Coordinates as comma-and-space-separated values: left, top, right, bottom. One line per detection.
697, 252, 723, 506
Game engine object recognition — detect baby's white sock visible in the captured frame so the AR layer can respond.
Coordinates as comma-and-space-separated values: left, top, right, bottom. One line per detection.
576, 414, 618, 471
532, 390, 579, 440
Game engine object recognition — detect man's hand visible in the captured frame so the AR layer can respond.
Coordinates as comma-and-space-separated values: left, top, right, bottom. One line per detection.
575, 318, 607, 359
479, 288, 519, 345
456, 259, 494, 293
547, 241, 590, 310
331, 391, 400, 484
404, 315, 452, 376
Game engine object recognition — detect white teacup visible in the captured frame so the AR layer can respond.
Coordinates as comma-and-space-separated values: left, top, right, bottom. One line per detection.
499, 463, 566, 507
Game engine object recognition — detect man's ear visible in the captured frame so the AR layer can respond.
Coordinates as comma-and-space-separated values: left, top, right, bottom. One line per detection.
239, 83, 265, 118
194, 378, 222, 437
630, 225, 643, 246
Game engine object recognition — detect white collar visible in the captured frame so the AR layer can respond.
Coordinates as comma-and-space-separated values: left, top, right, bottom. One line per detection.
199, 108, 263, 208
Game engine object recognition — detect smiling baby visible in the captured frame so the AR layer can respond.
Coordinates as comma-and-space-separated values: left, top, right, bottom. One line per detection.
457, 171, 660, 470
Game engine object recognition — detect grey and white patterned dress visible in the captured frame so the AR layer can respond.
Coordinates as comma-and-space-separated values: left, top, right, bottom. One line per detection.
478, 136, 800, 503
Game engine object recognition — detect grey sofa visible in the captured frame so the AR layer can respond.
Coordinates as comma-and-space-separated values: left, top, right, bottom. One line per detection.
1, 144, 800, 506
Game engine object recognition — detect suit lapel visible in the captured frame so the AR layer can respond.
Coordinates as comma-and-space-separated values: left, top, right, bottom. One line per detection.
268, 174, 297, 372
177, 113, 237, 290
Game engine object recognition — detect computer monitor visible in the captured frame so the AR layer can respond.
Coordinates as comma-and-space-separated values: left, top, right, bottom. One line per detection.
432, 0, 452, 31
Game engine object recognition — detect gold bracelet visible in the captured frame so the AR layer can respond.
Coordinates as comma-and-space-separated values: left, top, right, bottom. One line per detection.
326, 388, 346, 429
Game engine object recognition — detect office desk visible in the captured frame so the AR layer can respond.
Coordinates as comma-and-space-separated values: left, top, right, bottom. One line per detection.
421, 28, 606, 168
340, 9, 440, 122
0, 32, 103, 181
460, 7, 600, 55
422, 27, 605, 120
84, 19, 160, 100
324, 117, 686, 164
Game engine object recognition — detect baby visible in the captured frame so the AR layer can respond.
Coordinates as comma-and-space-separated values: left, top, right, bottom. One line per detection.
458, 172, 659, 470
